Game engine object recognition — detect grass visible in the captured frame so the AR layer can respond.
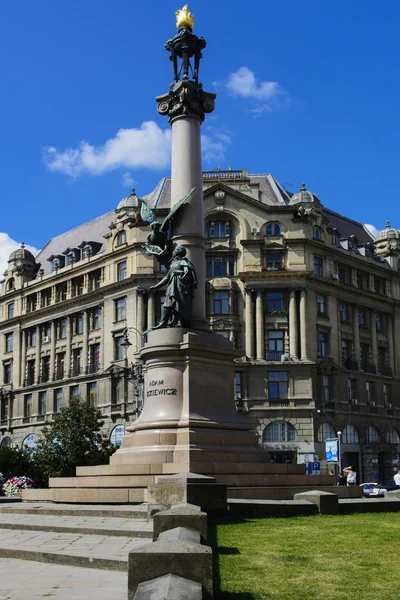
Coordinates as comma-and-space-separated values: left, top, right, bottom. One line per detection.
212, 513, 400, 600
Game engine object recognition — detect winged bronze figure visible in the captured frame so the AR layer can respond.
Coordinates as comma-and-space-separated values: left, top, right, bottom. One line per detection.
140, 186, 195, 268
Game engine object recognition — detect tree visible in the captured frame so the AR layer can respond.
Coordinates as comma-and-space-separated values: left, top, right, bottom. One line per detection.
33, 396, 116, 485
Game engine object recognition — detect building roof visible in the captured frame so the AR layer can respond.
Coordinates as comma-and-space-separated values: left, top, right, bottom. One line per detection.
323, 208, 374, 245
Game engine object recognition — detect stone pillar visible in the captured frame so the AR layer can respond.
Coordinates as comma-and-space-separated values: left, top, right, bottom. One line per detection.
371, 309, 378, 370
299, 290, 308, 360
35, 325, 41, 384
50, 322, 56, 381
20, 329, 26, 386
289, 290, 298, 360
368, 273, 375, 292
387, 315, 395, 372
351, 267, 358, 287
82, 311, 89, 374
353, 305, 360, 368
137, 289, 145, 333
66, 316, 72, 378
245, 289, 254, 360
148, 291, 155, 330
256, 290, 264, 360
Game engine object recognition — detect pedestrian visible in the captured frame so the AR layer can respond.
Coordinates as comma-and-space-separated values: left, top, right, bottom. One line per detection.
337, 472, 346, 486
343, 465, 357, 486
394, 469, 400, 488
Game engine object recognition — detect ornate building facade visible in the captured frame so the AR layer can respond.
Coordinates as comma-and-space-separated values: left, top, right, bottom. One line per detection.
1, 169, 400, 481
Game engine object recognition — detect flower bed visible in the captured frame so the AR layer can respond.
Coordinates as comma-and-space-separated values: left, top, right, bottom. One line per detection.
2, 476, 36, 497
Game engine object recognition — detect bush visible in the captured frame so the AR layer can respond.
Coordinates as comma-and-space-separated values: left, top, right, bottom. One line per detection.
33, 396, 116, 485
0, 447, 42, 485
3, 476, 36, 497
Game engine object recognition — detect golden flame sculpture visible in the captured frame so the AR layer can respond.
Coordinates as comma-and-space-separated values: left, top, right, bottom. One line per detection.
176, 5, 194, 29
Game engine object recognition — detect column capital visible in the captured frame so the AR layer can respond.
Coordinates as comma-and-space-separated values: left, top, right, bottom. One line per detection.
157, 81, 215, 124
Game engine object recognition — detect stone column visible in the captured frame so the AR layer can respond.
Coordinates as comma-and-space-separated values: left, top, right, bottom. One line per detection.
299, 290, 308, 360
35, 325, 41, 384
353, 305, 361, 368
137, 289, 145, 333
368, 273, 375, 292
20, 329, 26, 386
289, 290, 298, 360
256, 290, 264, 360
50, 322, 56, 381
147, 291, 155, 330
82, 311, 89, 375
351, 267, 358, 287
387, 315, 395, 372
245, 289, 254, 360
66, 316, 72, 378
371, 309, 378, 370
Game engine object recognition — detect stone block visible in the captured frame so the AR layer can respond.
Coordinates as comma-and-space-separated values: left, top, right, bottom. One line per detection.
153, 505, 207, 541
294, 490, 338, 514
133, 574, 202, 600
128, 527, 213, 600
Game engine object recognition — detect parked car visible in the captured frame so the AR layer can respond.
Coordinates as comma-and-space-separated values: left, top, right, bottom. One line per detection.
360, 483, 384, 498
373, 480, 400, 495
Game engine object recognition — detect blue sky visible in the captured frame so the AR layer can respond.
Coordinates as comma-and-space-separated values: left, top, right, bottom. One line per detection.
1, 0, 399, 269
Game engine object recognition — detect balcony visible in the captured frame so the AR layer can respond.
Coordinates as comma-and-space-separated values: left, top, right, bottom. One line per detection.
38, 375, 50, 384
86, 364, 100, 375
23, 378, 35, 387
363, 363, 377, 374
0, 419, 8, 429
54, 369, 65, 381
269, 400, 290, 408
69, 367, 82, 378
344, 359, 358, 371
381, 366, 393, 377
266, 352, 284, 362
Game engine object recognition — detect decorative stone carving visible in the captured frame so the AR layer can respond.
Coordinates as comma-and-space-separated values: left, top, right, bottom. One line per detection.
214, 189, 226, 205
157, 81, 215, 124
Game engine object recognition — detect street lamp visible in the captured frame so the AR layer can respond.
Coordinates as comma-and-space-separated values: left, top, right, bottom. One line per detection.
120, 328, 144, 415
337, 430, 342, 473
120, 327, 143, 353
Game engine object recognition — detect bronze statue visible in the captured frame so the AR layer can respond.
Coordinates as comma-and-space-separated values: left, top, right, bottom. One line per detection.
140, 187, 195, 268
145, 245, 197, 332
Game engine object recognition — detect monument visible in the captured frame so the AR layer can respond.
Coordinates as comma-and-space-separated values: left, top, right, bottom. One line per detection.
23, 6, 333, 505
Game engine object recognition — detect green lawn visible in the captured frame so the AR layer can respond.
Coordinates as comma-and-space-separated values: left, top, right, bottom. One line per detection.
212, 513, 400, 600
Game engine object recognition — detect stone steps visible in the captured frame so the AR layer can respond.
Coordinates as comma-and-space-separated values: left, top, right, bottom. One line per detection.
22, 487, 146, 503
227, 485, 363, 500
0, 502, 148, 519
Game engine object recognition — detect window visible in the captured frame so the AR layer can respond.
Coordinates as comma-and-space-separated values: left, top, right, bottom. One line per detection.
26, 293, 37, 312
263, 421, 297, 443
7, 278, 15, 291
378, 347, 388, 372
268, 372, 288, 399
92, 307, 102, 329
41, 289, 52, 307
38, 391, 47, 417
360, 344, 370, 370
313, 226, 322, 240
116, 231, 127, 245
316, 295, 326, 315
56, 353, 65, 380
266, 331, 284, 361
338, 267, 346, 283
207, 221, 232, 238
58, 319, 68, 340
357, 271, 364, 289
358, 309, 366, 326
235, 373, 242, 399
7, 303, 14, 319
26, 359, 35, 385
322, 375, 330, 403
54, 389, 63, 413
317, 423, 336, 442
5, 333, 13, 353
347, 378, 357, 402
339, 303, 348, 322
366, 381, 374, 403
213, 291, 229, 315
376, 313, 383, 332
3, 362, 12, 384
42, 324, 51, 343
117, 260, 127, 281
215, 330, 230, 340
342, 424, 359, 444
366, 426, 380, 443
264, 254, 281, 270
89, 344, 101, 372
72, 348, 83, 376
385, 428, 400, 444
206, 254, 235, 277
314, 256, 323, 276
75, 313, 84, 335
318, 332, 328, 357
70, 385, 79, 399
41, 356, 51, 383
341, 340, 350, 363
113, 376, 125, 405
115, 298, 126, 322
265, 222, 281, 236
88, 382, 97, 406
89, 269, 102, 291
24, 394, 33, 418
27, 329, 37, 348
71, 276, 84, 297
114, 336, 125, 361
266, 292, 284, 311
332, 235, 339, 246
56, 283, 68, 302
383, 384, 391, 406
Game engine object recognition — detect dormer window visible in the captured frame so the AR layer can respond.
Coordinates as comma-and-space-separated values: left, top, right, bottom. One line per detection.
6, 278, 15, 291
266, 222, 281, 236
313, 226, 322, 240
207, 221, 232, 239
332, 235, 339, 246
116, 231, 127, 246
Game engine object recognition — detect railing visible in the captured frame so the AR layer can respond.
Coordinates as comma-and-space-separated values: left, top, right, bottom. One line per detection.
202, 169, 248, 181
0, 419, 8, 428
266, 352, 284, 362
363, 363, 377, 374
54, 369, 65, 380
269, 400, 290, 408
36, 415, 45, 422
69, 367, 82, 377
381, 366, 393, 377
344, 359, 358, 371
86, 364, 100, 375
38, 375, 50, 384
23, 378, 35, 387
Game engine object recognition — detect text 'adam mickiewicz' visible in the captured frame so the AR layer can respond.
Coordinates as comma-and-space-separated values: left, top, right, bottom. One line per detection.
147, 388, 178, 397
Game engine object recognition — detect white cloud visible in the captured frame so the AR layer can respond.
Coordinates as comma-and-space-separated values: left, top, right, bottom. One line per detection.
217, 66, 289, 116
121, 172, 135, 187
364, 223, 379, 238
43, 120, 230, 178
0, 233, 40, 277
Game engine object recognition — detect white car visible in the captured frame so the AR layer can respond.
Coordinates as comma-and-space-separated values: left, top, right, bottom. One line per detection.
359, 483, 384, 497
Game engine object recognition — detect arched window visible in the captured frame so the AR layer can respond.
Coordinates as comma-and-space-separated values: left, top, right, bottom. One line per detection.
110, 424, 126, 446
342, 424, 359, 444
385, 428, 400, 444
263, 421, 297, 443
116, 231, 127, 246
0, 436, 11, 448
207, 221, 233, 239
22, 434, 39, 453
313, 226, 322, 240
317, 423, 336, 442
266, 222, 281, 236
7, 279, 15, 291
366, 426, 380, 443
